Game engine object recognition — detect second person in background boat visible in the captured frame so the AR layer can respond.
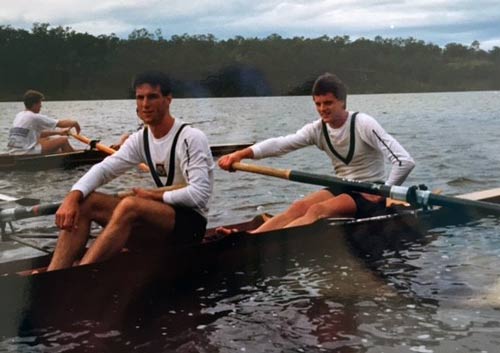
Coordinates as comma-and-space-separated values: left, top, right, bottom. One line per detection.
218, 72, 415, 234
47, 70, 214, 271
7, 90, 81, 154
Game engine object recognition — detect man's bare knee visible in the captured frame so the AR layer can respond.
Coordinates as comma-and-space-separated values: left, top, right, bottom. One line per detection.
304, 203, 330, 220
309, 195, 357, 219
112, 197, 140, 222
286, 199, 310, 218
80, 192, 119, 222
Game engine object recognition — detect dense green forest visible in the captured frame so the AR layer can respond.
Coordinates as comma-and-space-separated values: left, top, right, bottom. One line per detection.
1, 23, 500, 101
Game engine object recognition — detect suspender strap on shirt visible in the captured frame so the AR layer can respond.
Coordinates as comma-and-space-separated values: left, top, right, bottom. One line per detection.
143, 123, 188, 187
322, 112, 358, 165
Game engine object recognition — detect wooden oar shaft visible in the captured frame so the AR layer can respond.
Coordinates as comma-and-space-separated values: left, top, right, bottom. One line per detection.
232, 162, 291, 180
70, 132, 149, 172
233, 162, 500, 215
233, 162, 384, 194
69, 132, 117, 155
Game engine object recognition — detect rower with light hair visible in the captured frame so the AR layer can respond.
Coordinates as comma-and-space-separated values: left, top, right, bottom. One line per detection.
218, 72, 415, 233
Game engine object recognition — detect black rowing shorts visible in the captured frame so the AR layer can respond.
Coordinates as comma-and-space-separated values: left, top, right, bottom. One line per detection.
172, 207, 207, 244
325, 187, 386, 218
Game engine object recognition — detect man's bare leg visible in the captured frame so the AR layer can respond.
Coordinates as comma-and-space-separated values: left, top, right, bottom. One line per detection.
40, 137, 75, 153
47, 193, 119, 271
284, 193, 357, 228
80, 196, 176, 265
215, 190, 334, 235
251, 189, 335, 233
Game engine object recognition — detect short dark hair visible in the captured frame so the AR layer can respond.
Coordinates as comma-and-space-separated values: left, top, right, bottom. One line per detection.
312, 73, 347, 102
23, 90, 44, 109
132, 71, 172, 96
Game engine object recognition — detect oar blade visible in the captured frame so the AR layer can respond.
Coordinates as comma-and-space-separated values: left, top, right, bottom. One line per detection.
0, 193, 40, 207
210, 142, 254, 157
428, 193, 500, 216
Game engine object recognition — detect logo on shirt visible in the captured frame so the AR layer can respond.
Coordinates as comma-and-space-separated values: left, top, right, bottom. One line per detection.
155, 163, 167, 177
7, 127, 30, 148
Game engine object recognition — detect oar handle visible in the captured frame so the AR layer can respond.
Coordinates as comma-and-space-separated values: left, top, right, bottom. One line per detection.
232, 162, 291, 180
116, 184, 187, 198
69, 132, 149, 172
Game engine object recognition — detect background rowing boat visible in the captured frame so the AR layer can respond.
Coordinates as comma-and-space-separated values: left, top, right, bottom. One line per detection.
0, 143, 254, 172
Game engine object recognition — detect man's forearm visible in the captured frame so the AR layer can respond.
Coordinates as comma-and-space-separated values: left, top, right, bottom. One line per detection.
56, 119, 81, 133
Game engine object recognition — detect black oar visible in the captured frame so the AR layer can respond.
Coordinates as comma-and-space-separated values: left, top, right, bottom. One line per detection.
0, 203, 60, 242
0, 203, 60, 223
210, 142, 254, 157
232, 162, 500, 215
0, 183, 186, 225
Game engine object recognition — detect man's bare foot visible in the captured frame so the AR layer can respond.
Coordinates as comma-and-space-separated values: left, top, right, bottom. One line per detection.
18, 268, 46, 276
214, 227, 262, 236
215, 226, 239, 236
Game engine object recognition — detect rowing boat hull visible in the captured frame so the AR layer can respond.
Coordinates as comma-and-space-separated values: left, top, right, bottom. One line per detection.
0, 205, 469, 336
0, 143, 253, 172
0, 150, 108, 172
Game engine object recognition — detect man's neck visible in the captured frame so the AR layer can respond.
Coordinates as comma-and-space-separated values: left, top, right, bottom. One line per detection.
149, 115, 174, 138
329, 110, 349, 129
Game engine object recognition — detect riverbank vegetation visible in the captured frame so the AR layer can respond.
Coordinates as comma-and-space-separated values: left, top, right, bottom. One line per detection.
1, 23, 499, 100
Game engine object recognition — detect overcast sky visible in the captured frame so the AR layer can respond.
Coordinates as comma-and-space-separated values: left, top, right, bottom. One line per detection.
2, 0, 500, 50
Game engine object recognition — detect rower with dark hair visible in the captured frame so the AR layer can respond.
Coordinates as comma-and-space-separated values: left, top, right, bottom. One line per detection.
7, 90, 81, 154
48, 70, 214, 270
218, 72, 415, 233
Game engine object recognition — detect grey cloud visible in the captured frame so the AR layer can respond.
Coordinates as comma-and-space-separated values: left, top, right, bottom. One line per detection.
1, 1, 499, 49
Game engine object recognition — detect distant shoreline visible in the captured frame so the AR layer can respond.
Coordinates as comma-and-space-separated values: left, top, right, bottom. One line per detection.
2, 24, 499, 101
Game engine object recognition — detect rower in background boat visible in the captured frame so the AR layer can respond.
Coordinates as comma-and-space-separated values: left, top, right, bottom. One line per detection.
218, 72, 415, 234
47, 70, 214, 271
109, 132, 132, 150
7, 89, 81, 154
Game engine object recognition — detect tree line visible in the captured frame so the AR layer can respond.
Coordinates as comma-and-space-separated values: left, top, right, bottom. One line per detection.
1, 23, 500, 101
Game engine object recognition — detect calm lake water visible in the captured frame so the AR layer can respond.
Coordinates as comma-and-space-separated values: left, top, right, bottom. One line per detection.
1, 92, 500, 352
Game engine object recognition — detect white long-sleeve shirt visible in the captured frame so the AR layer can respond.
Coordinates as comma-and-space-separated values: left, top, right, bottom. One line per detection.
251, 112, 415, 186
72, 120, 214, 217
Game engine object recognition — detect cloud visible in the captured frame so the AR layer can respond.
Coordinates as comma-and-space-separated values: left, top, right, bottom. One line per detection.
1, 0, 500, 49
